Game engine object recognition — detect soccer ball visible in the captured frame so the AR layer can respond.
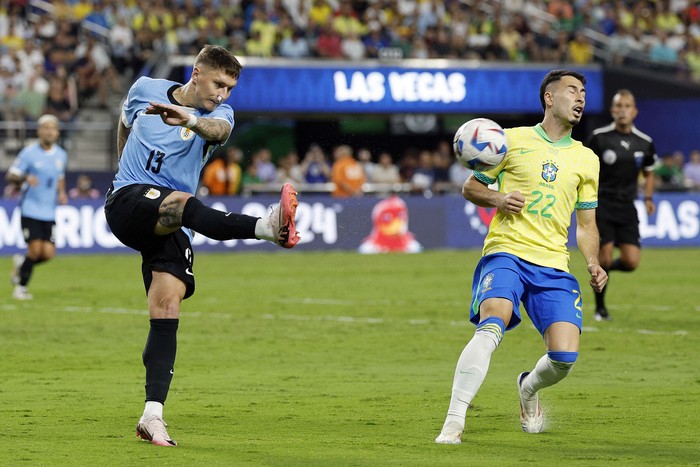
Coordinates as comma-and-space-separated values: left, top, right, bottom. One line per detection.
453, 118, 508, 170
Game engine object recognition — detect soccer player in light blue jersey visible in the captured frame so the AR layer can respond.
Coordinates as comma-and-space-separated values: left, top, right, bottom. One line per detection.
104, 45, 300, 447
436, 70, 608, 444
6, 114, 68, 300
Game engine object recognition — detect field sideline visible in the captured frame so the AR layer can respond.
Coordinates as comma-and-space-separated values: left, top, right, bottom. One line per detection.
1, 248, 698, 465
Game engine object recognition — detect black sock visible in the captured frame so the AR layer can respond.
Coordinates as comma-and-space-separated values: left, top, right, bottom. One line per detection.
143, 319, 179, 404
610, 258, 634, 272
181, 197, 258, 241
594, 283, 608, 310
19, 257, 35, 287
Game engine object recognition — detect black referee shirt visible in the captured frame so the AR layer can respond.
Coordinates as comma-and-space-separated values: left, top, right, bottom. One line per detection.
587, 123, 657, 203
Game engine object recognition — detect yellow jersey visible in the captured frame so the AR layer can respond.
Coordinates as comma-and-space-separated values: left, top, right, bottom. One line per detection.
474, 124, 599, 271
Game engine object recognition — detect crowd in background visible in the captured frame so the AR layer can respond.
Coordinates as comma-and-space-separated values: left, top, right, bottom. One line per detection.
2, 0, 700, 198
200, 140, 472, 197
3, 0, 700, 126
198, 141, 700, 198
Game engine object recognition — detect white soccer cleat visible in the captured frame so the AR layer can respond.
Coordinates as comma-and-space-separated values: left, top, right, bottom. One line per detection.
435, 431, 462, 444
267, 182, 300, 248
517, 372, 544, 433
136, 415, 177, 447
10, 254, 24, 285
12, 285, 32, 300
435, 421, 463, 444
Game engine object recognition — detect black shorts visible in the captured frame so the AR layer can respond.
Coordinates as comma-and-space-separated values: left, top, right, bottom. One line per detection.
105, 184, 196, 299
21, 216, 56, 243
596, 198, 641, 247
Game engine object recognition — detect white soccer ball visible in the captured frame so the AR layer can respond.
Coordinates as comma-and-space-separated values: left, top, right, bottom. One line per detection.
453, 118, 508, 170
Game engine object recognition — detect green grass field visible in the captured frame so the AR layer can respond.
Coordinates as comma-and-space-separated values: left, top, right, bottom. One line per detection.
1, 248, 698, 466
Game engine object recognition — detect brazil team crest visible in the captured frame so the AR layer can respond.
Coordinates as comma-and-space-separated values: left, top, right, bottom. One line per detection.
481, 272, 494, 293
541, 161, 558, 183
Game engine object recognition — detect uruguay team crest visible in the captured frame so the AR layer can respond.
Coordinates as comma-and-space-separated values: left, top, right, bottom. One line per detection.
541, 161, 558, 183
180, 127, 196, 140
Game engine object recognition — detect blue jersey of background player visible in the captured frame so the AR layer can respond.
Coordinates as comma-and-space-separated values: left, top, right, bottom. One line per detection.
113, 76, 233, 196
6, 114, 68, 300
104, 45, 300, 448
11, 129, 68, 222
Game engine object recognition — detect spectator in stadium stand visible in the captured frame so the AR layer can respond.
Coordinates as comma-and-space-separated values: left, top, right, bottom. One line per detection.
332, 0, 367, 38
436, 69, 607, 445
315, 19, 343, 58
45, 72, 79, 125
103, 45, 300, 448
68, 173, 101, 199
357, 148, 376, 182
331, 144, 366, 197
431, 150, 454, 194
448, 156, 472, 190
655, 152, 685, 191
308, 0, 334, 31
201, 146, 243, 196
410, 150, 435, 195
683, 38, 700, 82
275, 150, 305, 185
567, 30, 594, 64
341, 30, 366, 60
252, 147, 277, 183
300, 144, 332, 184
6, 114, 68, 301
278, 28, 311, 58
648, 30, 680, 67
398, 150, 418, 183
586, 89, 657, 322
683, 149, 700, 189
371, 151, 401, 185
362, 22, 391, 58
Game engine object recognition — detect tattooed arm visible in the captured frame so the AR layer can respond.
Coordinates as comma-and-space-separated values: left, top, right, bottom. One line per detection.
144, 102, 231, 143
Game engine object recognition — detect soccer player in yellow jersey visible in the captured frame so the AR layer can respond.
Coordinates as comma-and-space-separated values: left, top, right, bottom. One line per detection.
436, 69, 608, 444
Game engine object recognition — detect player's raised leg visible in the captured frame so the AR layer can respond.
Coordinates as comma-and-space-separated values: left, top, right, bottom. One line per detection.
178, 183, 300, 248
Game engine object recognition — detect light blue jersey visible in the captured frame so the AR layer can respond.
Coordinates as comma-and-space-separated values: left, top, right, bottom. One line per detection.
9, 143, 67, 221
113, 76, 234, 195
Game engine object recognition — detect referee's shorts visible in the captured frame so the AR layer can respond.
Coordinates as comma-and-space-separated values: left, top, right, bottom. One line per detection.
596, 198, 641, 247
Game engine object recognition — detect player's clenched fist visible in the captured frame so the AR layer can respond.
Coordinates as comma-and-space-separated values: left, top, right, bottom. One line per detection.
499, 190, 525, 214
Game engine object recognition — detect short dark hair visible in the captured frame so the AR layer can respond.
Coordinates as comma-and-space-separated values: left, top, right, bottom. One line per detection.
539, 69, 586, 111
194, 44, 242, 80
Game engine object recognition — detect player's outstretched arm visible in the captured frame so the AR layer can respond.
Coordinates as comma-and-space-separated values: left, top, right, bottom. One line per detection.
145, 102, 231, 143
576, 208, 608, 292
462, 176, 524, 214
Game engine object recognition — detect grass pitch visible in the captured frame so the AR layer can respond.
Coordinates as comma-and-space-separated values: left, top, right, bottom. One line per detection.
1, 248, 698, 465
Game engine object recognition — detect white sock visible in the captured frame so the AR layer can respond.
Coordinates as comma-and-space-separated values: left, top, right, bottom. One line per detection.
254, 217, 274, 241
441, 323, 503, 432
142, 401, 164, 420
520, 354, 575, 400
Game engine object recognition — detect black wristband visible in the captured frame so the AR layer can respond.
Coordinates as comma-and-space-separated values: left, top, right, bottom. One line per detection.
644, 196, 653, 201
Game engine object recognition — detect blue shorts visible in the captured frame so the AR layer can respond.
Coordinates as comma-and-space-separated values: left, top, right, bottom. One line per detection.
470, 253, 583, 335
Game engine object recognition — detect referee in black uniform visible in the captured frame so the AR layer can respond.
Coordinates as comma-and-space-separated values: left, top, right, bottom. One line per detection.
587, 89, 657, 321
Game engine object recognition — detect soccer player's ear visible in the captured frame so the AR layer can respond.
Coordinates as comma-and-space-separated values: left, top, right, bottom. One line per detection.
544, 91, 554, 107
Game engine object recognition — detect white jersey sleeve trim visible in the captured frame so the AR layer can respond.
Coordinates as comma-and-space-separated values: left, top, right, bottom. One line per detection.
121, 109, 132, 128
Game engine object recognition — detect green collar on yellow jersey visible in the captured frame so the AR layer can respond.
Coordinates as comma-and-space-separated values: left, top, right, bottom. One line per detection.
534, 123, 573, 147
